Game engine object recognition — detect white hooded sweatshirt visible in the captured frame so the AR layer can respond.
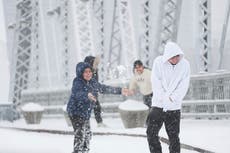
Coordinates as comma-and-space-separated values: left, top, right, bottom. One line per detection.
151, 42, 190, 111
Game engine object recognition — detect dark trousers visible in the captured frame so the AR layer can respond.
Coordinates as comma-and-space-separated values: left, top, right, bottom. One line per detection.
146, 107, 181, 153
143, 93, 153, 108
69, 115, 92, 153
94, 100, 103, 123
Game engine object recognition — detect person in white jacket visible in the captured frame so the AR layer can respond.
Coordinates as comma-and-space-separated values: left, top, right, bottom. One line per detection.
146, 42, 190, 153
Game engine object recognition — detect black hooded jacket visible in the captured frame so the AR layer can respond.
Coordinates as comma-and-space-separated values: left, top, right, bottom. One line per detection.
67, 62, 122, 120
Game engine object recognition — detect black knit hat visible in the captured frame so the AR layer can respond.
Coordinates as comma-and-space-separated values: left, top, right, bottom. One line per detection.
133, 60, 143, 69
84, 56, 95, 67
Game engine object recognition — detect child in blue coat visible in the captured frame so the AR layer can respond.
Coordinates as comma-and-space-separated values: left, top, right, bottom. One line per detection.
67, 62, 128, 153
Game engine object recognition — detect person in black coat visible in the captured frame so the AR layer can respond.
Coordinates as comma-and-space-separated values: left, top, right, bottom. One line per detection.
67, 62, 128, 153
84, 56, 105, 127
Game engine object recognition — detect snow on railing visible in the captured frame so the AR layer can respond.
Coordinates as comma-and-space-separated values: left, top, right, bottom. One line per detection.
182, 71, 230, 119
20, 71, 230, 119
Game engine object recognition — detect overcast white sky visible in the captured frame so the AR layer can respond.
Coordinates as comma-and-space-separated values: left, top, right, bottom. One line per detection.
0, 0, 10, 103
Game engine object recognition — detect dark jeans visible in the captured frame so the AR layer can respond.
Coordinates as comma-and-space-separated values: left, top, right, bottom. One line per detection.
69, 115, 92, 153
143, 93, 153, 108
94, 100, 103, 123
146, 107, 181, 153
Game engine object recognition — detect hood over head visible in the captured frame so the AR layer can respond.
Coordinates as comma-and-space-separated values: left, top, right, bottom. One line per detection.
162, 42, 184, 63
76, 62, 92, 78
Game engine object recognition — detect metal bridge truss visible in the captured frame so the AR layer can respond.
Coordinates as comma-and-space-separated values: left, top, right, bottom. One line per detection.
29, 0, 40, 89
118, 0, 137, 75
11, 0, 34, 104
218, 0, 230, 69
140, 0, 151, 67
74, 0, 95, 59
108, 0, 137, 79
155, 0, 182, 54
58, 0, 70, 86
107, 0, 122, 79
8, 0, 215, 103
92, 0, 106, 82
198, 0, 211, 72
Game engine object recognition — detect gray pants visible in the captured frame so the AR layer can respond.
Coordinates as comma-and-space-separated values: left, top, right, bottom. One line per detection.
69, 116, 92, 153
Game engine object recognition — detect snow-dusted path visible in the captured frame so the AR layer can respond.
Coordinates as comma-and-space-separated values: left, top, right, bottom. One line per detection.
0, 117, 230, 153
0, 128, 195, 153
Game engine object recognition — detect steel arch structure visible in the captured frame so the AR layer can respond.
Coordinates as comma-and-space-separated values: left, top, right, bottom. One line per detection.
10, 0, 34, 104
3, 0, 216, 103
154, 0, 182, 55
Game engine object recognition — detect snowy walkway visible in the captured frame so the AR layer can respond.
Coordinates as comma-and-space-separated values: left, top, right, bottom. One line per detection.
0, 128, 187, 153
0, 117, 230, 153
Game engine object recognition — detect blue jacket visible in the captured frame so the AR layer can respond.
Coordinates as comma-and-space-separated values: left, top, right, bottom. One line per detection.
67, 62, 122, 120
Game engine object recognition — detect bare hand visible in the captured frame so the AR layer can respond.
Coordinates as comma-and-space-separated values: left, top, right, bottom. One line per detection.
128, 90, 135, 96
88, 93, 97, 102
121, 88, 129, 96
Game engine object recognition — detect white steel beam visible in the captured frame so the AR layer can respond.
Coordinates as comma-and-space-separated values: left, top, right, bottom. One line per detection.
11, 0, 33, 104
198, 0, 211, 72
218, 0, 230, 70
74, 0, 95, 59
107, 0, 122, 79
155, 0, 182, 54
29, 0, 40, 89
58, 0, 70, 86
92, 0, 106, 81
118, 0, 137, 76
140, 0, 151, 67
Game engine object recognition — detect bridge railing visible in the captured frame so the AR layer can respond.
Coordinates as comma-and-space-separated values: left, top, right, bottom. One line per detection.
20, 71, 230, 119
182, 71, 230, 119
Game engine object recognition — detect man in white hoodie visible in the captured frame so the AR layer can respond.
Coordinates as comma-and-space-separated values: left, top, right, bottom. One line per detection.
146, 42, 190, 153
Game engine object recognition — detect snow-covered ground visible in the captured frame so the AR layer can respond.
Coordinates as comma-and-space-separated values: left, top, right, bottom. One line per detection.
0, 128, 171, 153
0, 116, 230, 153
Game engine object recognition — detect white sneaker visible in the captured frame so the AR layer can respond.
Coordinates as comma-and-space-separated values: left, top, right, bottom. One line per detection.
97, 122, 107, 127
